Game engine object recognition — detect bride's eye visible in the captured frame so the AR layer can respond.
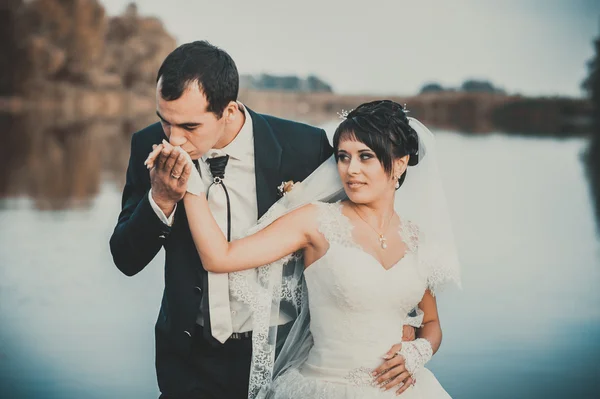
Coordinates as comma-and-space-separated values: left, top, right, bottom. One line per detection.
360, 153, 374, 161
337, 153, 349, 162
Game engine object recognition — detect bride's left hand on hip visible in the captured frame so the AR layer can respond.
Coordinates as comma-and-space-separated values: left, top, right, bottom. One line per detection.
372, 343, 415, 395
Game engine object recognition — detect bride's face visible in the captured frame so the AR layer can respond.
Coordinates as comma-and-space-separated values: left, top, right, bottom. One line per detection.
336, 138, 399, 204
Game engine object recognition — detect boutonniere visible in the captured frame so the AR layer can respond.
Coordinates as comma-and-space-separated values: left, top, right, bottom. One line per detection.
277, 180, 297, 197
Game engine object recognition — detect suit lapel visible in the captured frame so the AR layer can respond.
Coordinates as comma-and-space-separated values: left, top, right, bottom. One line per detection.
248, 108, 283, 219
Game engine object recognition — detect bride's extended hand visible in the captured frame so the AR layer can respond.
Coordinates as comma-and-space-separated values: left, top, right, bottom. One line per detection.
372, 343, 415, 395
144, 140, 191, 170
144, 143, 164, 169
145, 142, 205, 195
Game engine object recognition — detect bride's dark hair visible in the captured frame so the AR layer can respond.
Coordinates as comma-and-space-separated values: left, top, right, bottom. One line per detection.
332, 100, 420, 189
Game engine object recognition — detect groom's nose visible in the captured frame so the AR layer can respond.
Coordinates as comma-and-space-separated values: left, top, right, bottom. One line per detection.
169, 127, 187, 146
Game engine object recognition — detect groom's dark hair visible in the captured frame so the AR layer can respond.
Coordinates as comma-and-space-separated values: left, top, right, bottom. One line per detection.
156, 40, 239, 119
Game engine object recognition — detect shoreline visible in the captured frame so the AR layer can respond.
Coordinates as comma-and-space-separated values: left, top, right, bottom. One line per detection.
0, 90, 592, 137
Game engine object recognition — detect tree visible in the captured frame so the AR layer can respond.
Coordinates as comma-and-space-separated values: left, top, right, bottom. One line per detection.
306, 75, 333, 92
582, 24, 600, 233
0, 0, 27, 95
582, 27, 600, 133
419, 82, 445, 94
248, 73, 333, 92
461, 80, 501, 93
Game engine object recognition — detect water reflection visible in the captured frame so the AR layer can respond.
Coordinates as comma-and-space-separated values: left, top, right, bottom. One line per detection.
2, 109, 596, 212
0, 112, 157, 210
584, 134, 600, 234
2, 110, 599, 234
0, 114, 599, 398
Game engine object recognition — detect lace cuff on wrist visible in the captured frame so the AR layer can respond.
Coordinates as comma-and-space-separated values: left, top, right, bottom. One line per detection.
404, 308, 424, 328
397, 338, 433, 376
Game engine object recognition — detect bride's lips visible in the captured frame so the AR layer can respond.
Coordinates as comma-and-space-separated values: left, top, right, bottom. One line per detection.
346, 180, 366, 189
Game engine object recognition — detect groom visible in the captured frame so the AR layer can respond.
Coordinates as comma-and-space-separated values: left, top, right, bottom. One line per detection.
109, 41, 333, 398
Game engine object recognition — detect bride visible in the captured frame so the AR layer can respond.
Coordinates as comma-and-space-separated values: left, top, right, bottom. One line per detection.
148, 100, 460, 398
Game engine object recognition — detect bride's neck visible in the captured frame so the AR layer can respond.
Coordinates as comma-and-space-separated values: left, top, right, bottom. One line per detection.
351, 198, 395, 226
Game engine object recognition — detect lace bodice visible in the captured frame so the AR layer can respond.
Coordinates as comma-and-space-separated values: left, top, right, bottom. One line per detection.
300, 201, 429, 383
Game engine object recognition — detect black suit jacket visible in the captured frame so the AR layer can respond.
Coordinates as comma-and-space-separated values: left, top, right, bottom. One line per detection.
109, 108, 333, 387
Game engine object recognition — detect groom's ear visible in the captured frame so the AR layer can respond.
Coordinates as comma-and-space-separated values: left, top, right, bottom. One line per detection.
223, 101, 239, 122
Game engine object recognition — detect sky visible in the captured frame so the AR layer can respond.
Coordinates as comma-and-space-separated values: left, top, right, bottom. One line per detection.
102, 0, 600, 97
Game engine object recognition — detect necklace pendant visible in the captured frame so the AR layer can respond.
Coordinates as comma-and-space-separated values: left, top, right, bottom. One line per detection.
379, 235, 387, 250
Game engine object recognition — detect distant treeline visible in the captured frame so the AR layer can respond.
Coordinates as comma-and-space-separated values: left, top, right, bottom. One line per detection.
492, 97, 593, 137
420, 80, 506, 95
240, 74, 333, 93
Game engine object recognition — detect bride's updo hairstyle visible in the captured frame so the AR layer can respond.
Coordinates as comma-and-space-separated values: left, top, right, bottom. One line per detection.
332, 100, 420, 189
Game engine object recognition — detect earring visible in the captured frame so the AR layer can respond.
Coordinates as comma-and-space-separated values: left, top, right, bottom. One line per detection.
394, 176, 400, 190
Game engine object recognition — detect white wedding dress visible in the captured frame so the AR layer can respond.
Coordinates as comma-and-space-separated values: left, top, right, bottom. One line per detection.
266, 202, 451, 398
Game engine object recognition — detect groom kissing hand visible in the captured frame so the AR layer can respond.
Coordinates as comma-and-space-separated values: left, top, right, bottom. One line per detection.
109, 40, 333, 399
146, 141, 193, 218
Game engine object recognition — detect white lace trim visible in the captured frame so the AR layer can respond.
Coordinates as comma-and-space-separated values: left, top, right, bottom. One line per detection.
280, 271, 303, 310
315, 201, 357, 249
397, 338, 433, 377
404, 308, 425, 328
228, 199, 302, 310
224, 198, 305, 398
316, 201, 423, 266
263, 368, 383, 399
399, 217, 460, 296
344, 367, 378, 388
399, 219, 420, 253
417, 234, 462, 296
314, 200, 460, 295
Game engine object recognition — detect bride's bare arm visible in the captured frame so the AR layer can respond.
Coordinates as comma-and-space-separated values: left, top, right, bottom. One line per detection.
183, 193, 317, 273
416, 290, 442, 353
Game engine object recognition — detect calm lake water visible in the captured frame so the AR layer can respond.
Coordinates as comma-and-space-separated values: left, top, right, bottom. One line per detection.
0, 118, 599, 398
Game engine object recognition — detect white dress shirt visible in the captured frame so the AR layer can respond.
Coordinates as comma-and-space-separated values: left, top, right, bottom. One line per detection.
150, 104, 258, 332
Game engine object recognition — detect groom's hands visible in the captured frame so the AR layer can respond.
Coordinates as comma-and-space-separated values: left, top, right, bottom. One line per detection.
145, 141, 192, 217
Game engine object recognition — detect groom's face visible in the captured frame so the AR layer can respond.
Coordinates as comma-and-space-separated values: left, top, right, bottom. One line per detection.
156, 79, 227, 160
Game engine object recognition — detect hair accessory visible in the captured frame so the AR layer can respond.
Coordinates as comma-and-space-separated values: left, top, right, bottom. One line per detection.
337, 109, 353, 120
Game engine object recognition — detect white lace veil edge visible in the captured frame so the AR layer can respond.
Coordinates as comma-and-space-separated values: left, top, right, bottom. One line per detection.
403, 118, 461, 296
231, 118, 461, 398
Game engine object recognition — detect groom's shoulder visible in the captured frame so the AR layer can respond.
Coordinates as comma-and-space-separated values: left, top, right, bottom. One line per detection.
255, 112, 332, 164
130, 122, 164, 150
259, 113, 324, 139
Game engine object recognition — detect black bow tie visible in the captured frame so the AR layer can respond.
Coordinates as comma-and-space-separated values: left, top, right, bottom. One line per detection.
206, 155, 232, 241
206, 155, 229, 181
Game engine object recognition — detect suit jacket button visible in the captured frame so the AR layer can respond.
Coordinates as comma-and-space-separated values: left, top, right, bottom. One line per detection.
194, 286, 202, 294
184, 330, 192, 337
158, 234, 166, 239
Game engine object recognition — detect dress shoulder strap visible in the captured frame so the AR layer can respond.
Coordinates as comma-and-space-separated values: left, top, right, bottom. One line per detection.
313, 201, 355, 247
